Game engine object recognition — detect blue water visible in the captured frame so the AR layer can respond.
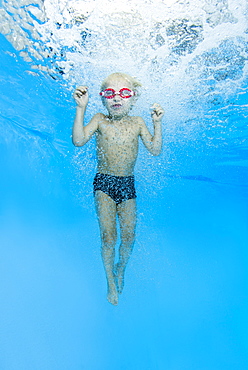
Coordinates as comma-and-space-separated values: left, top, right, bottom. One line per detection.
0, 19, 248, 370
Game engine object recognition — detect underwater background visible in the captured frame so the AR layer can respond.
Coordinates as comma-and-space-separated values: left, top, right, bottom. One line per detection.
0, 0, 247, 369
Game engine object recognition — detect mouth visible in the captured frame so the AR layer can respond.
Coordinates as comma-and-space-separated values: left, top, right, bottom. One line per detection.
111, 103, 122, 109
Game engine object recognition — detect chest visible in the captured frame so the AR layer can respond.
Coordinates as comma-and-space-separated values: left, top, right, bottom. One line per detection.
98, 121, 139, 145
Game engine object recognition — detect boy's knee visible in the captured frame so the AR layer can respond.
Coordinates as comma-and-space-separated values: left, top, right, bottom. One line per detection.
101, 229, 117, 246
122, 229, 135, 245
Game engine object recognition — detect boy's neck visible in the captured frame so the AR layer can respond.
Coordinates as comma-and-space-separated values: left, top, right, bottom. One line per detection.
107, 114, 130, 122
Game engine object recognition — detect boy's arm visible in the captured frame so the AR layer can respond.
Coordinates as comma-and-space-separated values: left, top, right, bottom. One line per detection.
139, 103, 164, 156
72, 86, 99, 147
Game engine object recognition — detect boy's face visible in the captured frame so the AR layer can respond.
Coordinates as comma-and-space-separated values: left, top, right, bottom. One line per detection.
101, 77, 135, 119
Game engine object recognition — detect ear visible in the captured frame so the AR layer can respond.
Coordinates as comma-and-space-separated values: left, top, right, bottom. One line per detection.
101, 96, 107, 107
132, 94, 139, 105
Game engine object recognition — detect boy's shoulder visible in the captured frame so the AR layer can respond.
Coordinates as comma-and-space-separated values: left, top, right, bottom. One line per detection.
90, 112, 107, 127
93, 112, 106, 120
133, 115, 145, 127
134, 115, 144, 122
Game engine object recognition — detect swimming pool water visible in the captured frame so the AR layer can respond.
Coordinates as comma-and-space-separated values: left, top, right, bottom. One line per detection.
0, 1, 248, 369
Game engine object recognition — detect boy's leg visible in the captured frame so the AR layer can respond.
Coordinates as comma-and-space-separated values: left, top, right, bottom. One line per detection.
116, 198, 137, 293
94, 190, 118, 305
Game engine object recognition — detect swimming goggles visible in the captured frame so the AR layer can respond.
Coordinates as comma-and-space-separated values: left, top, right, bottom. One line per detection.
99, 88, 135, 99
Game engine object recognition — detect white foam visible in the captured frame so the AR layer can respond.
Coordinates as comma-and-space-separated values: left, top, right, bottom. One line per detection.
1, 0, 247, 121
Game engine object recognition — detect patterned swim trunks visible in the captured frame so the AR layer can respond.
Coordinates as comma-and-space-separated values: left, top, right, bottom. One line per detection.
93, 173, 137, 205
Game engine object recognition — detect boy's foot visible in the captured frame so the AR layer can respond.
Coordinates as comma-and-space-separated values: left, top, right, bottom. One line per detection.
107, 282, 118, 306
115, 263, 125, 294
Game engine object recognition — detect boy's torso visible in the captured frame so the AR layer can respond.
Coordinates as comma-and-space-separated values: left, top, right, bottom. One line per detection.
95, 114, 141, 177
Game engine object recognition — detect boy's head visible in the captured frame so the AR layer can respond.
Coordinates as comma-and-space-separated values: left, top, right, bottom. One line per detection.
100, 72, 141, 93
100, 73, 141, 119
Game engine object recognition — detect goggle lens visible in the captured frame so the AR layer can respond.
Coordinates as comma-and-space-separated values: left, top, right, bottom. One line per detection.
121, 88, 133, 98
103, 89, 115, 98
100, 88, 135, 99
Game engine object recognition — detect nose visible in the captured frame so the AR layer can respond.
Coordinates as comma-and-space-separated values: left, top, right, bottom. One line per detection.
113, 92, 121, 101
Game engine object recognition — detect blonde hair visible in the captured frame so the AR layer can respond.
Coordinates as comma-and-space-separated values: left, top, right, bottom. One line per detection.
100, 72, 142, 93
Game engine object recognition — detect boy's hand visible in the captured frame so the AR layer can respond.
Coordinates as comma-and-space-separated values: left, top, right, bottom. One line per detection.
73, 86, 89, 108
151, 103, 164, 122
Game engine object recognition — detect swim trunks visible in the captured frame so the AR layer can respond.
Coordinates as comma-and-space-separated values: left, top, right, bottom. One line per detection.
93, 173, 137, 204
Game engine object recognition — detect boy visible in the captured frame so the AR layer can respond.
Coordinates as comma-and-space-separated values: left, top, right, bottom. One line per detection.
72, 72, 164, 305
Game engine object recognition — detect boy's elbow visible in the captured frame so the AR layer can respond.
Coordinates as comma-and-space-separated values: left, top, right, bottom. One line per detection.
149, 140, 162, 156
72, 138, 82, 147
152, 150, 161, 156
151, 146, 162, 156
